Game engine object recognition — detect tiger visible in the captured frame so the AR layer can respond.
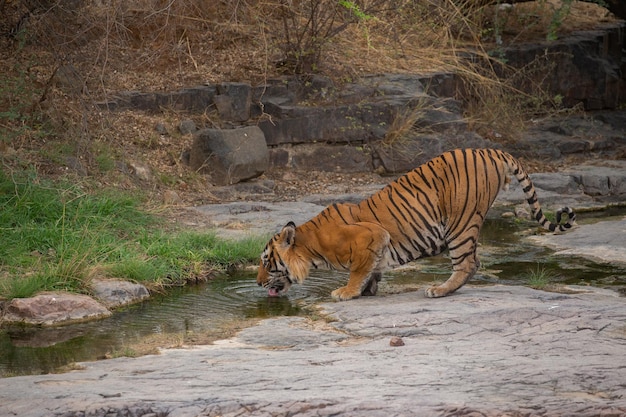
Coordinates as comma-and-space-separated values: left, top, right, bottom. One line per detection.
257, 148, 576, 301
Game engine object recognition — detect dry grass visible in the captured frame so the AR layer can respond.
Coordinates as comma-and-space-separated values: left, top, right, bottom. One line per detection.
0, 0, 616, 196
2, 0, 612, 93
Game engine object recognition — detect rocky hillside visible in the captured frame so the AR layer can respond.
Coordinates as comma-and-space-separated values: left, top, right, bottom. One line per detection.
0, 0, 620, 205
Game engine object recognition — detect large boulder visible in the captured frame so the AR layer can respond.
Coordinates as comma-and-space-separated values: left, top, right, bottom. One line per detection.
373, 131, 494, 174
2, 292, 111, 326
189, 126, 269, 186
256, 74, 455, 146
503, 23, 625, 110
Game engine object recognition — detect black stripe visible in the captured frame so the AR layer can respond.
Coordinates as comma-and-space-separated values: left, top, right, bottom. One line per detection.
392, 187, 442, 255
332, 203, 350, 224
365, 199, 383, 224
415, 187, 440, 220
446, 218, 481, 244
320, 208, 331, 222
414, 169, 432, 188
448, 150, 473, 241
386, 191, 410, 223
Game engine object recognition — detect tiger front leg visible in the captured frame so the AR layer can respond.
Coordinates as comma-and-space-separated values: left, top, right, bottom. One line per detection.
331, 271, 375, 301
330, 223, 390, 301
331, 270, 383, 300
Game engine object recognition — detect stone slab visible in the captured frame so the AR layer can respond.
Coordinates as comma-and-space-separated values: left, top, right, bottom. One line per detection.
529, 216, 626, 266
2, 292, 111, 326
191, 201, 325, 239
0, 286, 624, 416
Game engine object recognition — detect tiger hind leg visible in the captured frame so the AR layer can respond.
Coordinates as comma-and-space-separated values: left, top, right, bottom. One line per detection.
425, 239, 480, 298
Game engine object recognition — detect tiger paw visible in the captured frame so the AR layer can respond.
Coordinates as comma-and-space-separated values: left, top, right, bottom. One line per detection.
331, 286, 361, 301
425, 285, 448, 298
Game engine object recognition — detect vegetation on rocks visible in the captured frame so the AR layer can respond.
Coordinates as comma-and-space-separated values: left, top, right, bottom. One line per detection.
526, 263, 557, 289
0, 169, 265, 301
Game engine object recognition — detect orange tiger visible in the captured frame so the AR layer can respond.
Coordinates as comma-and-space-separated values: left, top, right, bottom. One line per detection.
257, 148, 576, 300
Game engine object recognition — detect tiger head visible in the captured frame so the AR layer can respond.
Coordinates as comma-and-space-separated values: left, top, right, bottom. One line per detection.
257, 221, 309, 297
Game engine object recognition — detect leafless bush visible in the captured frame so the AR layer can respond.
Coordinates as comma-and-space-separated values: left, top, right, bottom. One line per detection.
268, 0, 399, 74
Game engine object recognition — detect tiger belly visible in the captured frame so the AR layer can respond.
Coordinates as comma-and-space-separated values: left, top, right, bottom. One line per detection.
384, 225, 448, 267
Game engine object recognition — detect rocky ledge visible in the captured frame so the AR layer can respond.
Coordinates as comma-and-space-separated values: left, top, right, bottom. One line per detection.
0, 284, 624, 417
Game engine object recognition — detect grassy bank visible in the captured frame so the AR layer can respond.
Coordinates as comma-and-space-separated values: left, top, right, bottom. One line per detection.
0, 168, 265, 301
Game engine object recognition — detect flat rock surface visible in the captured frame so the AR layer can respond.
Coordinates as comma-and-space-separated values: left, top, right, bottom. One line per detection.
191, 201, 326, 239
1, 285, 625, 417
529, 217, 626, 266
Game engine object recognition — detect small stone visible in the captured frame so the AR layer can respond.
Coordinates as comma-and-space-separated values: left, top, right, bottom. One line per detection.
501, 211, 515, 219
179, 119, 197, 135
127, 161, 153, 182
389, 336, 405, 347
155, 123, 168, 135
53, 64, 85, 95
515, 206, 530, 219
163, 190, 183, 205
65, 156, 88, 176
282, 172, 298, 181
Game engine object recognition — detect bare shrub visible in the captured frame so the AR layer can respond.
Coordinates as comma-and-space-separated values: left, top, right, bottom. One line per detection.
266, 0, 398, 74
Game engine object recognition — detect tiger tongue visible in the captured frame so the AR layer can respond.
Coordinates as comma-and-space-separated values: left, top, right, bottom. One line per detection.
268, 288, 280, 297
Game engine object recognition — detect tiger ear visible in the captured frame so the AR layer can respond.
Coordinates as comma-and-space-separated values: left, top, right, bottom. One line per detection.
279, 221, 296, 247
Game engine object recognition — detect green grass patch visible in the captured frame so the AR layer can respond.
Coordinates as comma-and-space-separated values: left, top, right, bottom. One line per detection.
526, 264, 557, 289
0, 168, 265, 300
